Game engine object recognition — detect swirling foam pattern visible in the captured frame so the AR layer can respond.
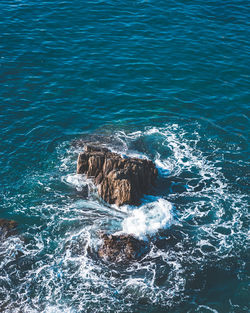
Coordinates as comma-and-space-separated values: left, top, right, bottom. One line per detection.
0, 0, 249, 312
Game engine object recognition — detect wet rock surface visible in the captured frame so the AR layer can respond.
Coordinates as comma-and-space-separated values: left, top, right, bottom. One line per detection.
0, 219, 18, 241
77, 144, 158, 206
98, 233, 149, 263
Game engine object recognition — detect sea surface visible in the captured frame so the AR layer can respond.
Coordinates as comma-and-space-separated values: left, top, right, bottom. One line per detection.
0, 0, 249, 312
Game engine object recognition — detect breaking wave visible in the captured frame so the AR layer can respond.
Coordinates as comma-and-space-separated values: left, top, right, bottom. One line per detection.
0, 123, 248, 312
120, 197, 174, 239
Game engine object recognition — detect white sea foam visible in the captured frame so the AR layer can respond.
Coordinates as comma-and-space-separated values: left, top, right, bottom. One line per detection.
121, 198, 174, 239
155, 156, 171, 177
62, 173, 88, 191
2, 124, 246, 312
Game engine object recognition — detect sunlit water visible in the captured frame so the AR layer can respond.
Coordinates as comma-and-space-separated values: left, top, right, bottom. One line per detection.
0, 0, 249, 312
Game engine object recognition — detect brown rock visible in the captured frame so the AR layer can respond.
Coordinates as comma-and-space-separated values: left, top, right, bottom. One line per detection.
98, 233, 149, 262
77, 145, 158, 206
0, 219, 17, 240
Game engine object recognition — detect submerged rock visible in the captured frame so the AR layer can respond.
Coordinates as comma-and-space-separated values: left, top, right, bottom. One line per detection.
0, 219, 17, 240
98, 233, 149, 263
71, 134, 124, 151
77, 144, 158, 206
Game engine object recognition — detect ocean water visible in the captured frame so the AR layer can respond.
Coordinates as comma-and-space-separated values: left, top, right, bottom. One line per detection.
0, 0, 249, 312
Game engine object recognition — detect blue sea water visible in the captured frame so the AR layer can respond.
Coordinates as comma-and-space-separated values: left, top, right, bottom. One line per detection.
0, 0, 249, 312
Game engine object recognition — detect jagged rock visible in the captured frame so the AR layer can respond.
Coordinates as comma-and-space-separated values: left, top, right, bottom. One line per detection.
0, 219, 17, 241
98, 233, 149, 262
77, 144, 158, 206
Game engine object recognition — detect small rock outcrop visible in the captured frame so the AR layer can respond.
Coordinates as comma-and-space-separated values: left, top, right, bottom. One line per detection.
77, 145, 158, 206
98, 233, 149, 262
0, 219, 17, 241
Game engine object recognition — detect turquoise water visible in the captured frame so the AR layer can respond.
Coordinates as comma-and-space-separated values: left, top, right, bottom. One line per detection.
0, 0, 249, 312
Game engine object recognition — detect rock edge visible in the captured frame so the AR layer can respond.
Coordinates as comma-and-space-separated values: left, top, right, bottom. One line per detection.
77, 145, 158, 206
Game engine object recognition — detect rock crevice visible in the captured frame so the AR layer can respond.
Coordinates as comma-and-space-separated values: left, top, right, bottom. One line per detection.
77, 145, 158, 206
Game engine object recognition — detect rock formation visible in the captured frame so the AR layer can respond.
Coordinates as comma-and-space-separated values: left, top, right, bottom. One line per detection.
0, 219, 17, 241
98, 233, 149, 262
77, 145, 158, 206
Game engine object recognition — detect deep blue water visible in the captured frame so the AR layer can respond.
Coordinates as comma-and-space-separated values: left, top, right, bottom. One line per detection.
0, 0, 249, 312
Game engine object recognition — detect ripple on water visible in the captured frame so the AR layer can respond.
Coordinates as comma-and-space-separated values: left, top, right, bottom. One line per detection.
0, 123, 248, 312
